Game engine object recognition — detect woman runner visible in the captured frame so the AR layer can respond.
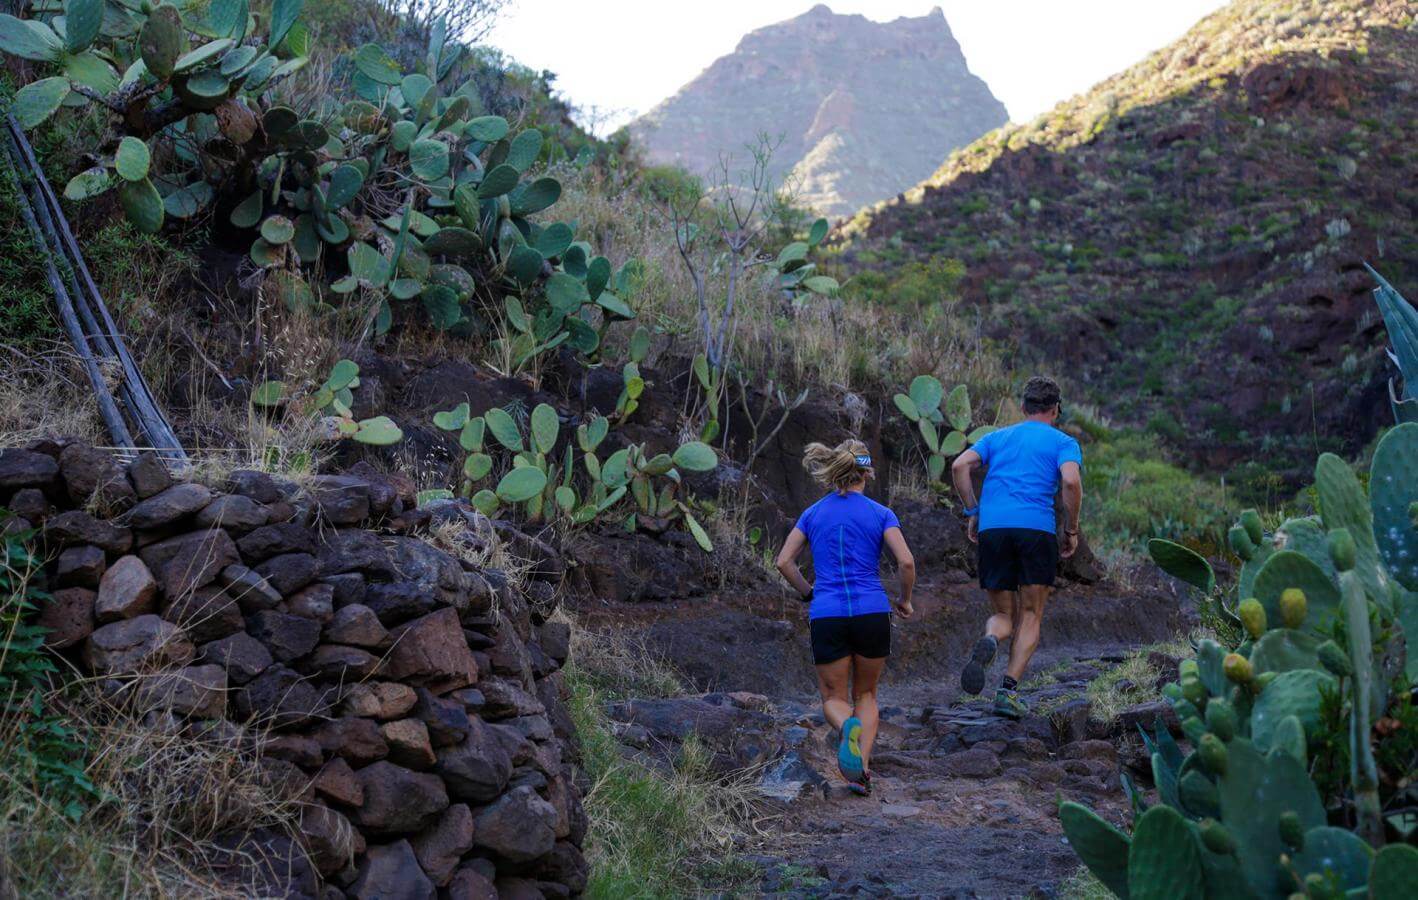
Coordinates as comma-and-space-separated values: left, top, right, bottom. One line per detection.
776, 439, 916, 794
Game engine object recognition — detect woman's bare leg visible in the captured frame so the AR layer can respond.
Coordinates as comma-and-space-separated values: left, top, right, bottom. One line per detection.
850, 655, 887, 771
816, 656, 854, 731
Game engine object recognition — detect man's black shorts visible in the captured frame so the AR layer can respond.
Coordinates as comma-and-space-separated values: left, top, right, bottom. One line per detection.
978, 528, 1058, 590
809, 612, 891, 665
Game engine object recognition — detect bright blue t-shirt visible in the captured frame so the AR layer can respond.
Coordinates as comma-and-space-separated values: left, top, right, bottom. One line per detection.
973, 421, 1083, 534
794, 492, 900, 620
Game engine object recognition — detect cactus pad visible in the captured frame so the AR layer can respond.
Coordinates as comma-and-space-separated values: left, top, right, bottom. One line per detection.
1316, 453, 1387, 604
1290, 826, 1373, 893
1370, 423, 1418, 592
1058, 801, 1131, 899
1275, 517, 1334, 579
1179, 770, 1220, 819
1218, 739, 1324, 896
1127, 806, 1205, 900
118, 177, 164, 234
352, 416, 401, 446
495, 467, 546, 503
1267, 715, 1307, 767
1252, 551, 1341, 635
11, 76, 69, 129
1196, 639, 1228, 698
1249, 669, 1334, 752
1248, 629, 1320, 675
1148, 539, 1215, 593
1370, 844, 1418, 899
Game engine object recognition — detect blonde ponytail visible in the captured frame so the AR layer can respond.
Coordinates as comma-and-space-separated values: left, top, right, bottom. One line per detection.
802, 439, 871, 494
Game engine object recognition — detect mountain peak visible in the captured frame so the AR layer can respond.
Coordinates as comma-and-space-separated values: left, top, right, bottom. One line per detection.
630, 7, 1004, 218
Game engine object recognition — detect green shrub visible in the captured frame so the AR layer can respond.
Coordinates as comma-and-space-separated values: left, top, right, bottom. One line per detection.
1083, 431, 1231, 554
0, 525, 98, 821
0, 164, 55, 345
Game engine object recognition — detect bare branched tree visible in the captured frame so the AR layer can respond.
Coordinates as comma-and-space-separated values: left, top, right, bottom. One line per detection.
378, 0, 510, 43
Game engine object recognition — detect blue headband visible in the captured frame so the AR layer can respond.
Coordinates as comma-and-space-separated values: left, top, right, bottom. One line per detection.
855, 454, 873, 468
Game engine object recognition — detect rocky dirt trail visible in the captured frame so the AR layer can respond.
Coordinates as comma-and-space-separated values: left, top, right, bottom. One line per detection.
594, 573, 1193, 898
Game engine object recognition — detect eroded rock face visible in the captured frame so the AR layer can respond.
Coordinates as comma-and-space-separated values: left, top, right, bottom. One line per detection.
629, 5, 1006, 218
7, 444, 587, 896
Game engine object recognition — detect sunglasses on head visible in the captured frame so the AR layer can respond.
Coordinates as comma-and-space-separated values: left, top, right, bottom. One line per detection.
854, 454, 873, 468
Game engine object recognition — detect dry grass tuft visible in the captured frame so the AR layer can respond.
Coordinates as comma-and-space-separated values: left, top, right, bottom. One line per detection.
0, 342, 105, 447
1084, 632, 1198, 724
568, 621, 684, 702
0, 678, 306, 898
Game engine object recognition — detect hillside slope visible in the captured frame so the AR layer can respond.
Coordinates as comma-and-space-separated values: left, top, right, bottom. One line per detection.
629, 4, 1007, 218
838, 0, 1418, 484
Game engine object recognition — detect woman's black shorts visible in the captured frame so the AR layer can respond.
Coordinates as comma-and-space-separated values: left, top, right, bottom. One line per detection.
809, 612, 891, 665
978, 527, 1058, 590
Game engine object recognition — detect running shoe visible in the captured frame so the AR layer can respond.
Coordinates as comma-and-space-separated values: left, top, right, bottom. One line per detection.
960, 635, 998, 695
846, 770, 873, 797
837, 716, 865, 783
993, 688, 1028, 720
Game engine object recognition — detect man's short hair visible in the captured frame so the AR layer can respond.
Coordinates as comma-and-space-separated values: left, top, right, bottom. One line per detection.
1022, 376, 1061, 414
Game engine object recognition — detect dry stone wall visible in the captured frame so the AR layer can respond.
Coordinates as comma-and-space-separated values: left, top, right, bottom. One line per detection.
0, 440, 587, 899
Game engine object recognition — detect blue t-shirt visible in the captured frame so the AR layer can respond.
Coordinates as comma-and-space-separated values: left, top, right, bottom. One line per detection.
794, 492, 900, 620
973, 421, 1083, 534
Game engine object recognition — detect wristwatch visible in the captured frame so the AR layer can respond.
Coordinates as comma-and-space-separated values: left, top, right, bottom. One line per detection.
962, 505, 980, 517
799, 589, 813, 604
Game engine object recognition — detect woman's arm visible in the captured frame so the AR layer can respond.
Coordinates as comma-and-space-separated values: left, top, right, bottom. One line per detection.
883, 527, 915, 618
775, 528, 813, 598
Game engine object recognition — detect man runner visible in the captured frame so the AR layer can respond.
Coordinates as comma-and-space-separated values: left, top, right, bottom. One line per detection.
950, 376, 1083, 719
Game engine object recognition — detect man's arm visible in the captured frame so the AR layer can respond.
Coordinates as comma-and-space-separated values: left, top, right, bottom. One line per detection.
951, 448, 983, 543
1059, 461, 1082, 558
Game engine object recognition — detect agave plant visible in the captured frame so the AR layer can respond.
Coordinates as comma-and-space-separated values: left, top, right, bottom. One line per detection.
1368, 267, 1418, 425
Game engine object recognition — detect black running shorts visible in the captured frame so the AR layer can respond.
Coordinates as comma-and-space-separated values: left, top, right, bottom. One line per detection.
809, 612, 891, 665
978, 528, 1058, 590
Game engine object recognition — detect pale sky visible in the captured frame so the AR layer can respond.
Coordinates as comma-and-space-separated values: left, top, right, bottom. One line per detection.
486, 0, 1230, 135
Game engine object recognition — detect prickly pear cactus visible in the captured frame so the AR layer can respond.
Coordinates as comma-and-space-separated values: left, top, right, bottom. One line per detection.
1370, 425, 1418, 680
1083, 432, 1416, 900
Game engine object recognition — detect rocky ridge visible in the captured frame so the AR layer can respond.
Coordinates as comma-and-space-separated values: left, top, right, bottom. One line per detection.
2, 442, 586, 899
629, 4, 1007, 218
838, 0, 1418, 479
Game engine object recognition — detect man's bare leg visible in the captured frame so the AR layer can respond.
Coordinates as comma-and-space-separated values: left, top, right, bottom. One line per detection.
986, 589, 1015, 642
1006, 584, 1050, 681
963, 589, 1015, 695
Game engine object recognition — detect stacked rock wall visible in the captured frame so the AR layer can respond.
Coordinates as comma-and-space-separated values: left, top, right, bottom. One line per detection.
0, 441, 586, 899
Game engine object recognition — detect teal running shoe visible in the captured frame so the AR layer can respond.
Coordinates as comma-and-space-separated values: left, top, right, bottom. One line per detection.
993, 688, 1028, 720
837, 716, 865, 783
